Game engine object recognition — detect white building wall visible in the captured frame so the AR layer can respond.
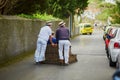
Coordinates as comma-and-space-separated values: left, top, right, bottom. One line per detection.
105, 0, 116, 4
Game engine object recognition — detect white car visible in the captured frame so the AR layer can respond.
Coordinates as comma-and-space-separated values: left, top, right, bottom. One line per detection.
108, 28, 120, 67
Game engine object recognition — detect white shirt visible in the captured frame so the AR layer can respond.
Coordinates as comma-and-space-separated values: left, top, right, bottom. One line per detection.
38, 26, 52, 41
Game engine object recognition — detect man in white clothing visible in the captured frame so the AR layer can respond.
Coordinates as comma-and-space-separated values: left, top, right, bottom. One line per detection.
34, 21, 54, 64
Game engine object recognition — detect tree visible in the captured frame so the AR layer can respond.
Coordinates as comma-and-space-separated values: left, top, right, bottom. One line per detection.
1, 0, 88, 19
48, 0, 88, 18
111, 0, 120, 23
7, 0, 49, 15
0, 0, 19, 14
106, 0, 120, 24
0, 0, 9, 14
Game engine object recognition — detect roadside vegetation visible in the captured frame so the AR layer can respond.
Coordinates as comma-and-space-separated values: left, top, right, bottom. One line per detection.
88, 0, 101, 4
18, 13, 60, 21
96, 0, 120, 24
1, 0, 88, 20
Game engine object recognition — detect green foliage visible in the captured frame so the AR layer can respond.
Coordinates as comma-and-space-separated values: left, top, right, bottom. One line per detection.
96, 2, 116, 22
48, 0, 88, 19
18, 13, 60, 21
111, 0, 120, 23
96, 9, 111, 21
99, 2, 115, 8
8, 0, 88, 19
88, 0, 102, 4
18, 14, 34, 19
32, 13, 60, 20
8, 0, 49, 15
96, 1, 120, 24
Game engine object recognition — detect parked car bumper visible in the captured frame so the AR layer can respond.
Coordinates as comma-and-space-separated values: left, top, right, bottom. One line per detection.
110, 49, 120, 62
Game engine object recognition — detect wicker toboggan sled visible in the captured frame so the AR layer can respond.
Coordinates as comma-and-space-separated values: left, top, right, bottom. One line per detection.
43, 45, 77, 64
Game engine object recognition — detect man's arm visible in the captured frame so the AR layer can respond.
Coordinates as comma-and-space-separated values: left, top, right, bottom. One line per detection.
55, 30, 59, 44
49, 35, 54, 46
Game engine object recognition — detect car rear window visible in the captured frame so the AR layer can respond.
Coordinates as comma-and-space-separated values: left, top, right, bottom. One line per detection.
84, 24, 91, 28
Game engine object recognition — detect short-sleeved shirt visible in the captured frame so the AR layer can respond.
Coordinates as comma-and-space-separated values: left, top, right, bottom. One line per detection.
38, 26, 52, 41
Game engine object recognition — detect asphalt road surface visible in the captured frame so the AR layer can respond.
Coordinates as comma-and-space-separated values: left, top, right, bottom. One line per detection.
0, 27, 116, 80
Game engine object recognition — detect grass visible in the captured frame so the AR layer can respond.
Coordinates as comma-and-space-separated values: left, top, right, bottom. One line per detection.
18, 13, 61, 21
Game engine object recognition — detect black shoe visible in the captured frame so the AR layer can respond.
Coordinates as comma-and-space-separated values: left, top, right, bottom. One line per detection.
35, 62, 40, 65
64, 63, 69, 66
59, 60, 64, 65
39, 61, 45, 64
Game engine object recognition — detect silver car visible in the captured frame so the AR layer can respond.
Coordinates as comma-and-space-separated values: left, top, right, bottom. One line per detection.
108, 28, 120, 67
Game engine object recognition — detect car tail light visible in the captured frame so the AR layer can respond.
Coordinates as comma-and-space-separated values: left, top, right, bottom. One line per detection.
114, 42, 120, 49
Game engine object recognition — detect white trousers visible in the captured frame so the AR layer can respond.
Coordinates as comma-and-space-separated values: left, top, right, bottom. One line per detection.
34, 38, 47, 62
58, 40, 71, 64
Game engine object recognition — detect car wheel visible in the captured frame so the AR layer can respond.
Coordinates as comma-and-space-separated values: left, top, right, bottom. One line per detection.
105, 44, 107, 50
116, 60, 119, 69
106, 52, 109, 59
109, 56, 116, 67
116, 55, 120, 69
105, 46, 109, 59
90, 33, 92, 35
103, 36, 105, 40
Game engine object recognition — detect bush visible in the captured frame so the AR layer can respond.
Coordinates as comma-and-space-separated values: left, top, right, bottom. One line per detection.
18, 13, 60, 21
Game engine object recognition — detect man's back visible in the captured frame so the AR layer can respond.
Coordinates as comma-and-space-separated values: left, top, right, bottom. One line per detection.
38, 26, 52, 41
56, 27, 69, 40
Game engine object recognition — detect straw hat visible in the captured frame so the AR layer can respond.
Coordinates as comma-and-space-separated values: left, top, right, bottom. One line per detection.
58, 21, 65, 26
46, 21, 52, 26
